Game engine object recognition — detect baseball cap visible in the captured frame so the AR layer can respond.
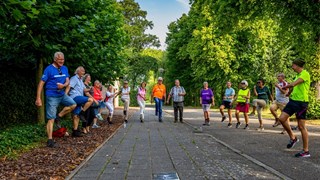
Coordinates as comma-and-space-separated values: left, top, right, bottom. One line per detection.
158, 77, 163, 81
240, 80, 248, 86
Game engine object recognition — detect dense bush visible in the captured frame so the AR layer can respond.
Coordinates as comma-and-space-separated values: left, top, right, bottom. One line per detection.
0, 67, 37, 128
307, 89, 320, 119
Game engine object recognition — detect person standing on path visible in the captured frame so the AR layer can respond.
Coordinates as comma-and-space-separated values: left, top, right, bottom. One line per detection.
105, 85, 120, 124
151, 77, 166, 122
220, 81, 235, 128
137, 82, 147, 123
167, 79, 186, 123
234, 80, 250, 130
91, 80, 105, 128
121, 81, 130, 123
66, 66, 94, 137
35, 52, 76, 147
270, 73, 289, 128
278, 59, 311, 158
249, 79, 273, 131
82, 74, 97, 134
200, 82, 215, 126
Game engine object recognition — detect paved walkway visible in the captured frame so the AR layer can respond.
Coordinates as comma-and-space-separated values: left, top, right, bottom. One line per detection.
70, 106, 283, 180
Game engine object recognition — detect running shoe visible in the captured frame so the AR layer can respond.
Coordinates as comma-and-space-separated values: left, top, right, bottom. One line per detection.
221, 116, 226, 122
256, 127, 264, 131
92, 124, 100, 129
244, 124, 249, 130
272, 118, 281, 127
227, 123, 232, 128
295, 151, 310, 158
287, 137, 299, 149
125, 120, 128, 123
72, 129, 83, 137
47, 139, 57, 148
96, 113, 104, 121
236, 122, 241, 128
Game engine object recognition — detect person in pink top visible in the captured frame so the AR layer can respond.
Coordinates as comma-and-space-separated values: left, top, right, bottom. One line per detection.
137, 82, 147, 122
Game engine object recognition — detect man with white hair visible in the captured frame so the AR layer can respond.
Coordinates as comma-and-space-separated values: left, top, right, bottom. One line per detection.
66, 66, 94, 137
35, 52, 76, 148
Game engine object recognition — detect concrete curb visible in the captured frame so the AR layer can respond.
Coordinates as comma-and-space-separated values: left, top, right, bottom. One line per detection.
163, 109, 293, 180
65, 112, 135, 180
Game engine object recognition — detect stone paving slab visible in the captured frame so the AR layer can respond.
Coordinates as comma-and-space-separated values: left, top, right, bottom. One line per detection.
71, 106, 281, 180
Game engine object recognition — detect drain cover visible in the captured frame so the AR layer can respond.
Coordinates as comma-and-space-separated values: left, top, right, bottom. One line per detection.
153, 172, 180, 180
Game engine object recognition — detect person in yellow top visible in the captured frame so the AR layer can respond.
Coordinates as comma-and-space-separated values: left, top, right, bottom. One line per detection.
151, 77, 166, 122
278, 58, 311, 158
234, 80, 250, 130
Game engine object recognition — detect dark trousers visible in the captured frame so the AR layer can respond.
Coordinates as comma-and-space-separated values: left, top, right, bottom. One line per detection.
82, 107, 95, 128
173, 102, 184, 121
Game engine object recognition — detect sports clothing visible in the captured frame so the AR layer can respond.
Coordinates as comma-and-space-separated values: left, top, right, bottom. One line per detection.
290, 70, 310, 102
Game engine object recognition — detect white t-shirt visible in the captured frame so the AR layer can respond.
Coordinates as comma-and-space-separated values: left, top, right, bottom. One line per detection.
275, 81, 289, 103
121, 87, 130, 99
106, 91, 114, 103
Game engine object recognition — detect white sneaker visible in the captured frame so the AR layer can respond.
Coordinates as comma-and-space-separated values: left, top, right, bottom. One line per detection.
96, 113, 104, 121
92, 124, 100, 128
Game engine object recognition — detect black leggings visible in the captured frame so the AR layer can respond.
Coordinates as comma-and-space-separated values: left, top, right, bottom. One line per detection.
82, 107, 95, 128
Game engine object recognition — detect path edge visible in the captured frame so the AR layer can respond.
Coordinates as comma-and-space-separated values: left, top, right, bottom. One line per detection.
65, 123, 123, 180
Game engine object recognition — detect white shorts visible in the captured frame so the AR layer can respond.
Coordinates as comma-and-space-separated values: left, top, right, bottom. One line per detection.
202, 104, 211, 112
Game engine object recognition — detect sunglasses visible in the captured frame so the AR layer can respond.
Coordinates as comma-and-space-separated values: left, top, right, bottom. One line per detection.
257, 81, 261, 84
58, 68, 62, 75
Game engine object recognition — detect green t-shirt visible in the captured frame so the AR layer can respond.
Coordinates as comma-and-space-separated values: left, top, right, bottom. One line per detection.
290, 69, 310, 102
255, 86, 271, 103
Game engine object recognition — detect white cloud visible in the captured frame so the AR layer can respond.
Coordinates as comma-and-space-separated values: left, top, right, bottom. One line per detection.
176, 0, 190, 9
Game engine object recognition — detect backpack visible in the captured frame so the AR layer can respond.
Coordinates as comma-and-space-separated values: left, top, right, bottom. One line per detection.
52, 127, 67, 138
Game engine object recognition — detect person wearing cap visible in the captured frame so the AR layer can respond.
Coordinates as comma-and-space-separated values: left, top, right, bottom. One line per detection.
151, 77, 166, 122
167, 79, 186, 123
249, 79, 273, 131
120, 81, 130, 123
234, 80, 250, 129
278, 58, 311, 158
200, 82, 215, 126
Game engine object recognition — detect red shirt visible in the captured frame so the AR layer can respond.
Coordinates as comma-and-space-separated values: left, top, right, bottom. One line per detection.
93, 87, 102, 101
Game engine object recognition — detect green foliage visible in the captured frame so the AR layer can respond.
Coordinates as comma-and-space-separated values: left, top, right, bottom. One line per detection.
308, 88, 320, 119
0, 123, 46, 159
165, 0, 320, 118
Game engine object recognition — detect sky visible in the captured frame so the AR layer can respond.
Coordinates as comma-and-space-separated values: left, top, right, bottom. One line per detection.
135, 0, 190, 50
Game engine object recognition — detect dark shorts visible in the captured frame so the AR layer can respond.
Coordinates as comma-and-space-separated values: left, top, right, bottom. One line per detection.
73, 96, 89, 115
283, 99, 308, 119
221, 100, 232, 109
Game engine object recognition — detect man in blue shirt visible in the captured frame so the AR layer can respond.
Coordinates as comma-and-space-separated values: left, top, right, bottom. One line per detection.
35, 52, 77, 148
66, 66, 94, 137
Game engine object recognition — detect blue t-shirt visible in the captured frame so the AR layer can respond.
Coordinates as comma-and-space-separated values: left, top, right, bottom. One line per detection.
41, 64, 69, 97
69, 75, 85, 99
200, 88, 214, 104
224, 88, 235, 102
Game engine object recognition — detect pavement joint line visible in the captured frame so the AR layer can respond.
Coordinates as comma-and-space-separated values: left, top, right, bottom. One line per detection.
184, 121, 293, 180
163, 109, 293, 180
66, 112, 135, 180
124, 123, 139, 180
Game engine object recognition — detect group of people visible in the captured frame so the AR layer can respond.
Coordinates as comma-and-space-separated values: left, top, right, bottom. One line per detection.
216, 58, 310, 158
36, 52, 311, 158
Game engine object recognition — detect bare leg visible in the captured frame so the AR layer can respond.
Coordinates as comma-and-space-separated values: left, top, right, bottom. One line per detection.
47, 119, 54, 139
73, 115, 80, 130
235, 110, 240, 123
220, 105, 225, 117
279, 112, 295, 140
270, 105, 278, 120
58, 104, 76, 117
228, 109, 232, 123
82, 98, 93, 112
298, 120, 309, 152
251, 106, 256, 114
244, 112, 249, 124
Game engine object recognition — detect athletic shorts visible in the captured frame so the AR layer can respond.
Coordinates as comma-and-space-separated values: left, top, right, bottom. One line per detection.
235, 103, 249, 113
202, 104, 211, 112
221, 100, 232, 109
283, 99, 308, 119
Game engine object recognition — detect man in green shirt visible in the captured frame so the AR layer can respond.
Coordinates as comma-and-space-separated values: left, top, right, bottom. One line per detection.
279, 58, 311, 158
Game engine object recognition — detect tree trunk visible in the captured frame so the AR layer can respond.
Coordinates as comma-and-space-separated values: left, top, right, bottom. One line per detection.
36, 57, 45, 124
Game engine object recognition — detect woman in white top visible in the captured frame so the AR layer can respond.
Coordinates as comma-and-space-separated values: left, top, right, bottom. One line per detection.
121, 81, 131, 123
105, 85, 120, 124
137, 82, 147, 123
